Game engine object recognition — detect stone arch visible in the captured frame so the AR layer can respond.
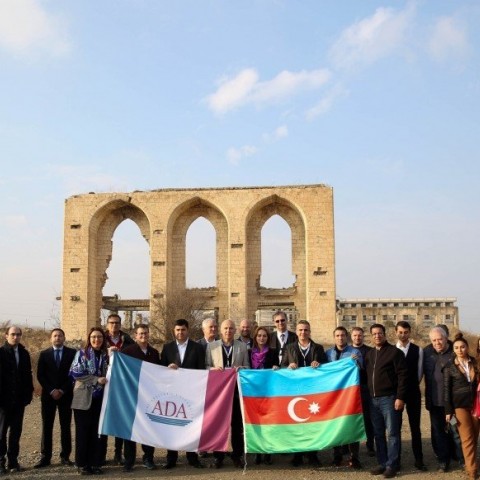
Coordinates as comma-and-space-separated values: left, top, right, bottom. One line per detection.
245, 195, 307, 322
166, 196, 228, 315
87, 199, 151, 329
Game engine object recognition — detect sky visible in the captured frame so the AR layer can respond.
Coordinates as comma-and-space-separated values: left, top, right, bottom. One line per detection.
0, 0, 478, 334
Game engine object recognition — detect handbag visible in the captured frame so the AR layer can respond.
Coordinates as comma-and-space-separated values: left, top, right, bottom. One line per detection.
71, 378, 94, 410
473, 382, 480, 418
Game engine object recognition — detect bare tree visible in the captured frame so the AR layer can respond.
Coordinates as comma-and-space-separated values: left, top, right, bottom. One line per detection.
149, 289, 214, 344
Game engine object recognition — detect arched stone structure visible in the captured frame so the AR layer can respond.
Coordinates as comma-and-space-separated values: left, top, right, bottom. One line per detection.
61, 185, 335, 341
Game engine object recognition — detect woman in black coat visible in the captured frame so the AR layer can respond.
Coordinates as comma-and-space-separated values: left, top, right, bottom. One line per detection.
249, 326, 279, 465
444, 332, 479, 480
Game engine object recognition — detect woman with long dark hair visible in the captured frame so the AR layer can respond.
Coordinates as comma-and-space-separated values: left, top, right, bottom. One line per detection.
249, 326, 279, 465
444, 332, 479, 480
70, 327, 109, 475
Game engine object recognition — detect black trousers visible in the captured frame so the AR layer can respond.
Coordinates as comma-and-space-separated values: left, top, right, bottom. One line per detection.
166, 449, 199, 465
40, 395, 72, 461
213, 392, 244, 462
124, 441, 154, 467
360, 385, 374, 451
73, 398, 107, 468
398, 391, 423, 463
0, 405, 25, 467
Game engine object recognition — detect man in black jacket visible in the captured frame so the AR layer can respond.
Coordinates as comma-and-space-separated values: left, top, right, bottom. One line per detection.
365, 323, 407, 479
122, 324, 160, 472
160, 318, 206, 469
282, 320, 327, 468
35, 328, 76, 469
270, 310, 297, 364
0, 326, 34, 473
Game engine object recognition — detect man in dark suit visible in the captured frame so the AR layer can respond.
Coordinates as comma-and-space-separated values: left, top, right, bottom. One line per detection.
269, 310, 297, 364
0, 326, 34, 473
282, 320, 327, 468
197, 317, 218, 350
35, 328, 76, 469
160, 319, 206, 469
122, 324, 161, 472
206, 319, 250, 468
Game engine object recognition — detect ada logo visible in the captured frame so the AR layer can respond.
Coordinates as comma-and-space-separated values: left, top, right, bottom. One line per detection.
145, 393, 193, 427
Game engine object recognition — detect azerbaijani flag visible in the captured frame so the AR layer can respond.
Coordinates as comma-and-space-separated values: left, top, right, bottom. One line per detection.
238, 357, 365, 453
99, 352, 237, 452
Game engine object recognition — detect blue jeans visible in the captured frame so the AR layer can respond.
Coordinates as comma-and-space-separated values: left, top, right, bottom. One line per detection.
369, 395, 400, 469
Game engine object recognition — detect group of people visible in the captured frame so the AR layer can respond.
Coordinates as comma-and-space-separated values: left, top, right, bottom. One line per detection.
0, 312, 478, 479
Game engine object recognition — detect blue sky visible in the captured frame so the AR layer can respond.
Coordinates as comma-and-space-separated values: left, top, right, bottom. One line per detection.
0, 1, 478, 333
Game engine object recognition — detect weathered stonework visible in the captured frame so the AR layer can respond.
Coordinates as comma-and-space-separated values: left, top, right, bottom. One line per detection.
61, 185, 336, 341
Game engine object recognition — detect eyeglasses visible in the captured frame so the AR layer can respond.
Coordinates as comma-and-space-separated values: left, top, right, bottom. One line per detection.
275, 319, 286, 323
9, 333, 22, 336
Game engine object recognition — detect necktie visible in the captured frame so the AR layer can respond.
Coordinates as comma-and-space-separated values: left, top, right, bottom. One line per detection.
280, 333, 285, 345
55, 349, 61, 367
14, 348, 19, 366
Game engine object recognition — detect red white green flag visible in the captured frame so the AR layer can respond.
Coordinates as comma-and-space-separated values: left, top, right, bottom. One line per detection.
238, 357, 365, 453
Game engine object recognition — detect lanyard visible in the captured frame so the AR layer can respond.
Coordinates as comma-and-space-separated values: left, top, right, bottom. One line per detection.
223, 344, 233, 368
299, 343, 311, 366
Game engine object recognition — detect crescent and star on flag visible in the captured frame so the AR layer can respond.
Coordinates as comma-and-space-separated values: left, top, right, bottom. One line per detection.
287, 397, 321, 422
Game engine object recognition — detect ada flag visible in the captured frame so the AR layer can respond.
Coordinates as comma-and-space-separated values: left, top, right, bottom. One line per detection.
238, 357, 365, 453
99, 352, 237, 452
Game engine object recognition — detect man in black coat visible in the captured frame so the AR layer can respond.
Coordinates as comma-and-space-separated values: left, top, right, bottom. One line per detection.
269, 310, 297, 364
160, 318, 206, 469
0, 326, 34, 473
35, 328, 76, 468
122, 324, 161, 472
281, 320, 327, 468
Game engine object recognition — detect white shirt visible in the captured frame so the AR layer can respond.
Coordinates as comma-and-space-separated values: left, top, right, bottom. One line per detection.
177, 339, 188, 364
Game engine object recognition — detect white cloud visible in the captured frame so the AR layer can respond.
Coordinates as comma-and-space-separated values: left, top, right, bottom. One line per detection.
0, 0, 70, 57
329, 5, 414, 70
263, 125, 289, 143
45, 164, 129, 195
428, 16, 468, 62
306, 84, 349, 120
206, 67, 331, 114
226, 145, 258, 166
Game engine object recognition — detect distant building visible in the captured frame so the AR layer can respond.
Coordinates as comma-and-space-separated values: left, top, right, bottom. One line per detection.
336, 297, 459, 330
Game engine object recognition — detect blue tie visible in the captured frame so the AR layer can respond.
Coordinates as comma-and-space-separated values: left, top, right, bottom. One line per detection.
55, 349, 61, 368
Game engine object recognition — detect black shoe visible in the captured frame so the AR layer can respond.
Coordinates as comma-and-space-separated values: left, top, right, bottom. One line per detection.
8, 464, 24, 473
122, 465, 133, 472
415, 460, 427, 471
264, 454, 272, 465
162, 462, 175, 470
370, 465, 386, 475
112, 455, 124, 466
383, 467, 396, 478
61, 458, 75, 466
144, 460, 157, 470
188, 460, 205, 468
78, 466, 93, 476
210, 458, 223, 469
307, 456, 321, 468
232, 457, 245, 468
91, 467, 104, 475
291, 456, 303, 467
349, 458, 363, 469
34, 459, 51, 468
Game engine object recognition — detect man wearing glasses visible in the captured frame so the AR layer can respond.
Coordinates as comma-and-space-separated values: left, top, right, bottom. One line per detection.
0, 326, 34, 473
122, 324, 160, 472
269, 310, 297, 364
105, 313, 134, 465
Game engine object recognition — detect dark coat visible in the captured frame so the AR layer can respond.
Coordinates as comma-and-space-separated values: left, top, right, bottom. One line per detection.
443, 356, 479, 415
423, 343, 454, 410
0, 342, 34, 408
249, 347, 279, 369
160, 340, 205, 370
365, 342, 408, 400
37, 345, 77, 400
281, 340, 327, 368
105, 330, 135, 350
122, 343, 161, 364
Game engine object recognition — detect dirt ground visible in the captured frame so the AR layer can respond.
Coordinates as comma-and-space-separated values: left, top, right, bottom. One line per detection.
8, 395, 474, 480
